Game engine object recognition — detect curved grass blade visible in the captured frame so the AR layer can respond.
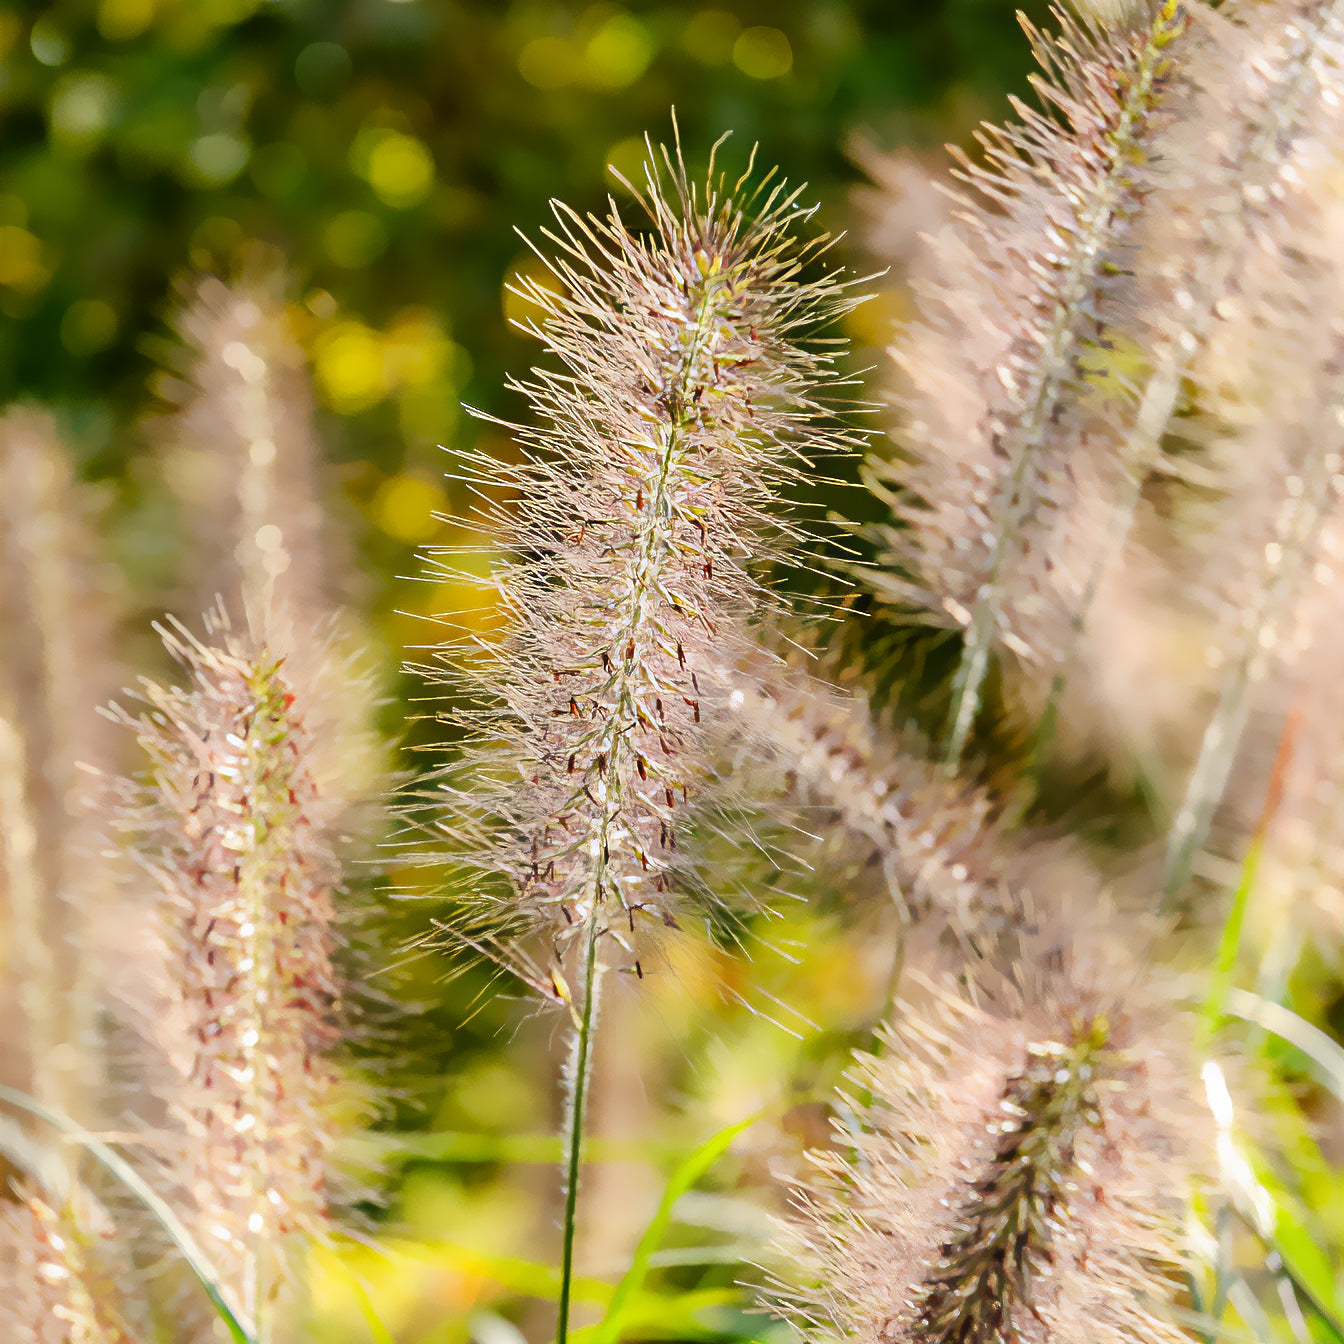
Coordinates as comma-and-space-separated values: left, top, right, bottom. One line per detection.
0, 1082, 255, 1344
585, 1108, 765, 1344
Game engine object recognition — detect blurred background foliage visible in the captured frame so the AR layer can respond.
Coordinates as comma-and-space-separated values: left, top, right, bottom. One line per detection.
5, 4, 1337, 1344
0, 0, 1050, 642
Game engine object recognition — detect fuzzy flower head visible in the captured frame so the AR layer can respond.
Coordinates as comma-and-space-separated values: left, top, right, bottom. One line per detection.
428, 132, 862, 990
782, 924, 1205, 1344
153, 273, 330, 640
109, 615, 341, 1324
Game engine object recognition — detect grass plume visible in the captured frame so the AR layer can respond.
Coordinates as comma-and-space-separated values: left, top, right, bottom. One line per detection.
866, 3, 1186, 767
783, 925, 1203, 1344
109, 616, 343, 1340
421, 131, 860, 1338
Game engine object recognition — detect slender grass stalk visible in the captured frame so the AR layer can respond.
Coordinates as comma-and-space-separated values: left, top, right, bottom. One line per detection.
1161, 372, 1342, 898
420, 130, 857, 1342
108, 615, 342, 1342
558, 917, 599, 1344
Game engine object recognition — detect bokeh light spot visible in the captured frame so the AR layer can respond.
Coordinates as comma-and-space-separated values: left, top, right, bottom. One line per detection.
583, 14, 654, 91
30, 17, 70, 66
733, 26, 793, 79
183, 131, 251, 186
681, 9, 739, 64
517, 36, 577, 90
294, 41, 351, 98
250, 141, 307, 199
60, 299, 119, 356
0, 227, 51, 292
605, 135, 647, 191
188, 214, 244, 268
324, 210, 389, 269
314, 319, 387, 414
367, 133, 434, 209
49, 74, 119, 154
383, 311, 463, 387
373, 473, 447, 544
98, 0, 157, 42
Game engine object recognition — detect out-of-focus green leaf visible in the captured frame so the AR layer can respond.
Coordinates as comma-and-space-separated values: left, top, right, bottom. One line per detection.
583, 1110, 764, 1344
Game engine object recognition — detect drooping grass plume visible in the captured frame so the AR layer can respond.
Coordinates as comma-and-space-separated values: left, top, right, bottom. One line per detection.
720, 663, 1097, 936
422, 133, 860, 1337
108, 614, 343, 1341
866, 3, 1187, 768
781, 922, 1204, 1344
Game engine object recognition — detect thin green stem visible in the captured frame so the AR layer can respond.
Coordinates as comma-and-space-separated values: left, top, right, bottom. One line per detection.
1201, 835, 1261, 1045
555, 265, 721, 1344
558, 915, 601, 1344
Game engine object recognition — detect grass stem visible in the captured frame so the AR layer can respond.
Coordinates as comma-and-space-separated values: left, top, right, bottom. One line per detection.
558, 916, 601, 1344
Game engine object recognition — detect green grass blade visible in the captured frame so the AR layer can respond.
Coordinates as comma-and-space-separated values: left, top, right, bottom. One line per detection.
349, 1275, 397, 1344
586, 1108, 765, 1344
1224, 988, 1344, 1101
0, 1082, 255, 1344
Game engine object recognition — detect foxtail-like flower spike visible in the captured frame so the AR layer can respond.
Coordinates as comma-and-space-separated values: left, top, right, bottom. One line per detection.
0, 408, 121, 1122
783, 926, 1203, 1344
868, 3, 1187, 767
1146, 0, 1344, 893
110, 616, 341, 1338
153, 274, 386, 837
153, 274, 332, 645
423, 131, 861, 1342
0, 1192, 138, 1344
428, 132, 861, 989
721, 667, 1097, 935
